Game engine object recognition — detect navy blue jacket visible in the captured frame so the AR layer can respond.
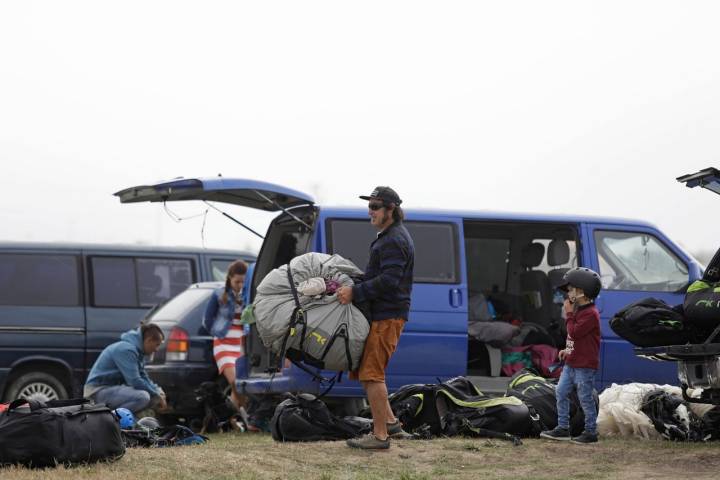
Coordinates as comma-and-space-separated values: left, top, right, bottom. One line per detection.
352, 221, 414, 321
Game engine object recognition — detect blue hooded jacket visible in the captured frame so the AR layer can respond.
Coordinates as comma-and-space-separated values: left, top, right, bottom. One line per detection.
84, 328, 161, 396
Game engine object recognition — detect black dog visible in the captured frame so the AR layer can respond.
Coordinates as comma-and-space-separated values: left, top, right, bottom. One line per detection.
194, 381, 245, 434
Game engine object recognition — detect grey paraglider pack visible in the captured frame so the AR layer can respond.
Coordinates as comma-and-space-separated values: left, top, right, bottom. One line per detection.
253, 253, 370, 372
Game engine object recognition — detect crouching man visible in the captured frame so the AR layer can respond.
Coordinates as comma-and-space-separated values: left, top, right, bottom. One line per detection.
84, 323, 168, 414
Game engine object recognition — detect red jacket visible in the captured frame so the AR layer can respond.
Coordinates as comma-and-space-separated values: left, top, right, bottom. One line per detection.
565, 303, 600, 370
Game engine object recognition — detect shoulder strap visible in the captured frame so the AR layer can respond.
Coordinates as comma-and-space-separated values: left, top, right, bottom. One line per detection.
45, 398, 91, 408
7, 398, 43, 412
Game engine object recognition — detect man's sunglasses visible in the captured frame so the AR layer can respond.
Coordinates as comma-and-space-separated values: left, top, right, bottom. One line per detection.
368, 203, 385, 211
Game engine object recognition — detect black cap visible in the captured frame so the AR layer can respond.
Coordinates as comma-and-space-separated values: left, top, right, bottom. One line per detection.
359, 186, 402, 205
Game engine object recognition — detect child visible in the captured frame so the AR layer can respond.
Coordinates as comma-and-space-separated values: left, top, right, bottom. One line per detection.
540, 267, 602, 444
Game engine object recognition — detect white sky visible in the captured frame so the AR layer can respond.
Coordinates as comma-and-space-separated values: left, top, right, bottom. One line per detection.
1, 1, 719, 259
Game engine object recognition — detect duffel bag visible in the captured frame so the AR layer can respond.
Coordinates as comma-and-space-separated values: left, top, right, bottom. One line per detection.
0, 398, 125, 467
684, 280, 720, 331
610, 297, 688, 347
270, 393, 369, 442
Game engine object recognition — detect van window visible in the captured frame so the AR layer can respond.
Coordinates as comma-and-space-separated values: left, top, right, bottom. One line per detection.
211, 259, 232, 281
136, 258, 194, 306
0, 254, 80, 306
594, 231, 689, 291
327, 219, 459, 284
90, 256, 196, 307
149, 287, 212, 322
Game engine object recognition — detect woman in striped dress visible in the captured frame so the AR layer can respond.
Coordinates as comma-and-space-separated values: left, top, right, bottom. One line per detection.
203, 260, 248, 409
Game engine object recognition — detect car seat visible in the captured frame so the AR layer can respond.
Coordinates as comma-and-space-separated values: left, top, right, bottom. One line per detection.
519, 242, 553, 325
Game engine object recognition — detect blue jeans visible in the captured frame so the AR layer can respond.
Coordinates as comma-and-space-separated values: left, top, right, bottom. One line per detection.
92, 385, 152, 413
556, 365, 597, 435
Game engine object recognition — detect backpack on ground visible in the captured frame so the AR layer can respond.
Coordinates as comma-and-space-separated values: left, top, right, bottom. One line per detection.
270, 393, 371, 442
0, 398, 125, 467
610, 297, 689, 347
640, 389, 705, 442
389, 376, 540, 444
505, 369, 592, 436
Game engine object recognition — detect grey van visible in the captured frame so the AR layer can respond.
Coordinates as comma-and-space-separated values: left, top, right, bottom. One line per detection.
0, 242, 255, 402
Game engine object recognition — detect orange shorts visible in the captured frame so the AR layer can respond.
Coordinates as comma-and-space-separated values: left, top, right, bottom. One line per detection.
350, 318, 405, 383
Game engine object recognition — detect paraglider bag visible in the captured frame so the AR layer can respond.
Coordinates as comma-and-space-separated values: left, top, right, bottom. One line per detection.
684, 280, 720, 331
0, 398, 125, 467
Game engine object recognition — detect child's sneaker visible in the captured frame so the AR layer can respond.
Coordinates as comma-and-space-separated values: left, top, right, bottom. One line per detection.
571, 431, 598, 444
539, 426, 571, 441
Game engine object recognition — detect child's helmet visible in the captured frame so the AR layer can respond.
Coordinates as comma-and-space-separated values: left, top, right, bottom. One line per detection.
113, 407, 135, 429
557, 267, 602, 299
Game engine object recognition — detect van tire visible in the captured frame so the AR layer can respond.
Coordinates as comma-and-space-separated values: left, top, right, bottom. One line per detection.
4, 371, 68, 403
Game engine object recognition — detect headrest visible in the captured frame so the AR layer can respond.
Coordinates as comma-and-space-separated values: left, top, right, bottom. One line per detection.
521, 243, 545, 268
548, 239, 570, 266
548, 268, 570, 289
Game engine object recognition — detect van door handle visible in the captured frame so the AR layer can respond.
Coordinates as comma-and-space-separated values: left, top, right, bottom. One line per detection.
449, 289, 462, 308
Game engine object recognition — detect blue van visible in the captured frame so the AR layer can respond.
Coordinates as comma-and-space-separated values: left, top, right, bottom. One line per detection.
0, 242, 254, 402
116, 178, 702, 406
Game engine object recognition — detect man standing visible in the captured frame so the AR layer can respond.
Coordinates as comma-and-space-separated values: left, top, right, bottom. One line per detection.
84, 323, 168, 414
337, 186, 414, 450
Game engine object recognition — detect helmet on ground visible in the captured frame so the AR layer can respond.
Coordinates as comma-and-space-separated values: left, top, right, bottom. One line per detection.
557, 267, 602, 299
137, 416, 161, 432
113, 408, 135, 429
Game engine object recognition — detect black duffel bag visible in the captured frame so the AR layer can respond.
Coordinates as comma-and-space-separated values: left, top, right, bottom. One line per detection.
271, 393, 370, 442
0, 398, 125, 467
610, 297, 688, 347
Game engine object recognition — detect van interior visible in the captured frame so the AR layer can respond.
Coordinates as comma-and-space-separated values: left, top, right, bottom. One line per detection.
464, 221, 578, 379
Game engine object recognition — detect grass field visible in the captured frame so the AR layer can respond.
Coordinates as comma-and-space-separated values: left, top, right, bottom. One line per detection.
1, 432, 719, 480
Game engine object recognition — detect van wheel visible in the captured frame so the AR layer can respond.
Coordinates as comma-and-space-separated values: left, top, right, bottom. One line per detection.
4, 372, 68, 403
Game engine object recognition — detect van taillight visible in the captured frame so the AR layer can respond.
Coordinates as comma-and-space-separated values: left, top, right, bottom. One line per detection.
166, 327, 189, 361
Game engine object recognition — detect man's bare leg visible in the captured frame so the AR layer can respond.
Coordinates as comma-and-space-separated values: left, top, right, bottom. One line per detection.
364, 380, 391, 439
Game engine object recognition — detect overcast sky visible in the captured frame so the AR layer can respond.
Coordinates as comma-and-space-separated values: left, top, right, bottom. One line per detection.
1, 1, 719, 260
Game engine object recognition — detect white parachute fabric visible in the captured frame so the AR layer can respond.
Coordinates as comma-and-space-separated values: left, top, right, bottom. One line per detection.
253, 252, 369, 372
597, 383, 711, 439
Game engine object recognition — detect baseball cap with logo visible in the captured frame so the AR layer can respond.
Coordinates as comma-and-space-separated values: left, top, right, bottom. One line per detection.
359, 186, 402, 205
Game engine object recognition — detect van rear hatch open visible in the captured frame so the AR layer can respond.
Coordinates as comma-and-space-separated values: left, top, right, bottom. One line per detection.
115, 177, 315, 211
115, 177, 318, 378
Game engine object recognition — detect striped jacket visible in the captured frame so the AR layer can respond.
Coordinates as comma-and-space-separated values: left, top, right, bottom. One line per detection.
352, 221, 415, 321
